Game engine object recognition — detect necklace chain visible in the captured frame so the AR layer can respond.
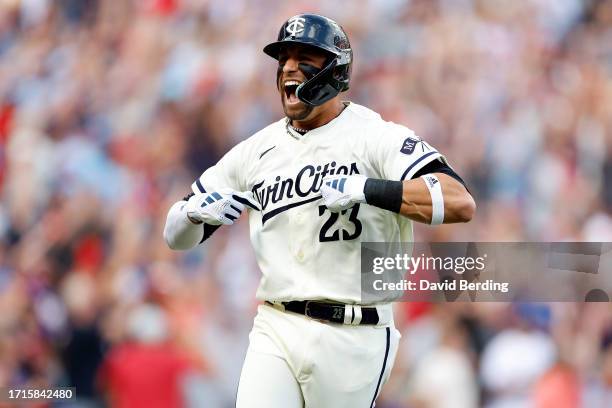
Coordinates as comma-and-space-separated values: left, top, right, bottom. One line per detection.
289, 124, 308, 134
286, 119, 309, 135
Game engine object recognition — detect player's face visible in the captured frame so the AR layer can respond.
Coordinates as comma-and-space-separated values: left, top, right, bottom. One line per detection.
277, 45, 328, 121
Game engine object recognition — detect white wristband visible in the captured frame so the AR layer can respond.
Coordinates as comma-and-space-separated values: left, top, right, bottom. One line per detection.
421, 174, 444, 225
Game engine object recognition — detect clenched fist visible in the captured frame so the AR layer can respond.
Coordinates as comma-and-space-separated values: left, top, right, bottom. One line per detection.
185, 189, 260, 225
320, 175, 368, 212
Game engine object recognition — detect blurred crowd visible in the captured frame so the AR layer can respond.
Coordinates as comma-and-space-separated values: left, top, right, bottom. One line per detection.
0, 0, 611, 406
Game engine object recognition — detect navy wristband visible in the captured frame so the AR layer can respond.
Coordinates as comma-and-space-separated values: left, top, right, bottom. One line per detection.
363, 179, 403, 213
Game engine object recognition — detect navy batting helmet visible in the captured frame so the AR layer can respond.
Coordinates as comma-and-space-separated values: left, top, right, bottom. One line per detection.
263, 14, 352, 106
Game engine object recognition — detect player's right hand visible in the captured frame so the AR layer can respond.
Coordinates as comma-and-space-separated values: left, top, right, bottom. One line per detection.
185, 189, 260, 226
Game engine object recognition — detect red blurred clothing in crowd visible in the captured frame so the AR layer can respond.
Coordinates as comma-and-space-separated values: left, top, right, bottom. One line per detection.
0, 102, 14, 189
534, 364, 580, 408
98, 342, 194, 408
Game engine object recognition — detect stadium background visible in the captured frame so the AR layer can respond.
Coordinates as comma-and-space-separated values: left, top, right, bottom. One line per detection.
0, 0, 611, 406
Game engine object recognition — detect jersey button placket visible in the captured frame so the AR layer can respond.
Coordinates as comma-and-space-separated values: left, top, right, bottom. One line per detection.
292, 212, 306, 262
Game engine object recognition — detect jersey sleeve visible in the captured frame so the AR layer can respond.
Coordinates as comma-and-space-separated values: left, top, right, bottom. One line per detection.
371, 123, 447, 181
191, 141, 247, 194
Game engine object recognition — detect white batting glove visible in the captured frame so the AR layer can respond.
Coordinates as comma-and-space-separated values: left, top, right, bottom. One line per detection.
320, 174, 368, 212
185, 189, 260, 225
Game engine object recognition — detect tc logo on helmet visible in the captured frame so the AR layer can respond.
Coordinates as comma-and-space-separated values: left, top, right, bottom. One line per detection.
286, 16, 306, 36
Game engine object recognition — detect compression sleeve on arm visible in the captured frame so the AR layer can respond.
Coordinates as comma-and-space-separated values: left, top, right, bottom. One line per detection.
181, 192, 222, 245
364, 158, 469, 215
163, 200, 205, 250
412, 158, 468, 190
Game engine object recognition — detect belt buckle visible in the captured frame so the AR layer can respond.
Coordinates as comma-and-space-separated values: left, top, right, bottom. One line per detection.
304, 301, 328, 323
304, 300, 314, 318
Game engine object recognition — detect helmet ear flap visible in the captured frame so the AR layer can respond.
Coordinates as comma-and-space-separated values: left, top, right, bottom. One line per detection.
332, 64, 350, 91
332, 64, 345, 81
296, 59, 340, 106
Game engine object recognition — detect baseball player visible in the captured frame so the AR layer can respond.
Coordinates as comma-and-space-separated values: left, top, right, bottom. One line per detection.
164, 14, 475, 408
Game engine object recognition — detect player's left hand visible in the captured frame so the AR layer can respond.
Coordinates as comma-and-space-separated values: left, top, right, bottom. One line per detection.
320, 174, 368, 212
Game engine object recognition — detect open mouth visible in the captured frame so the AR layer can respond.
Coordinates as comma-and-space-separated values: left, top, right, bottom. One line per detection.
283, 80, 302, 105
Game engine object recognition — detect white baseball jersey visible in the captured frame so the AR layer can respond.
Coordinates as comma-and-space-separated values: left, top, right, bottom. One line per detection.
191, 102, 445, 303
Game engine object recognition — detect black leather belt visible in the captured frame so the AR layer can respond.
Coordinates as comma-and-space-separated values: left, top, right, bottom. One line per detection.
265, 300, 380, 325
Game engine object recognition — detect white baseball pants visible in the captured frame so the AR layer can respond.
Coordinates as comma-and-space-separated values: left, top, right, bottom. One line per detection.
236, 303, 400, 408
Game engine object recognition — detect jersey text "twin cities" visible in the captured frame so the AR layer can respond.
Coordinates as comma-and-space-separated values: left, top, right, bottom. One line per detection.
252, 161, 359, 211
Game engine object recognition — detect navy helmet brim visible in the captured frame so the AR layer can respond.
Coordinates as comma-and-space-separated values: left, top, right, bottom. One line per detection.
263, 39, 339, 61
